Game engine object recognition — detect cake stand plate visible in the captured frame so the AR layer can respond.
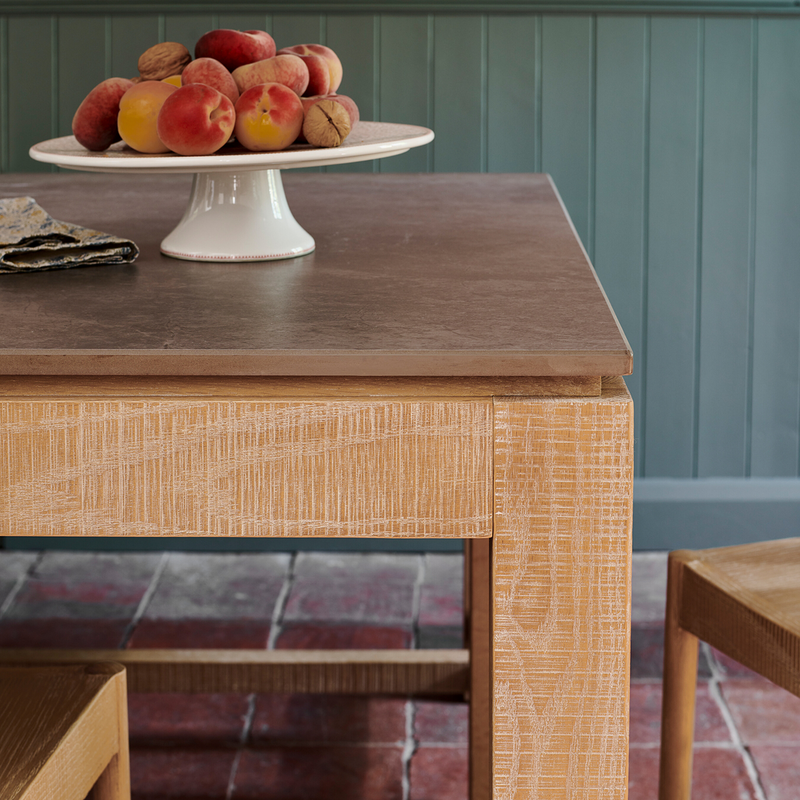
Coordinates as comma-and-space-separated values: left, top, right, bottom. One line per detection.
29, 122, 434, 262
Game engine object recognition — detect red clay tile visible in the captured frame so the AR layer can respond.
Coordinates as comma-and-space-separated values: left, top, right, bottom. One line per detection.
283, 580, 416, 624
629, 683, 731, 746
721, 680, 800, 744
143, 553, 289, 620
749, 745, 800, 800
293, 553, 419, 584
275, 623, 412, 649
414, 701, 468, 744
688, 747, 759, 799
13, 580, 147, 607
408, 746, 468, 800
417, 585, 463, 627
231, 746, 404, 799
127, 619, 270, 649
0, 618, 128, 648
128, 693, 250, 743
130, 747, 236, 800
627, 747, 660, 800
628, 747, 758, 800
251, 695, 406, 744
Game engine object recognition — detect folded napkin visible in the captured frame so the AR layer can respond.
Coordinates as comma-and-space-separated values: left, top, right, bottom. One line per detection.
0, 196, 139, 273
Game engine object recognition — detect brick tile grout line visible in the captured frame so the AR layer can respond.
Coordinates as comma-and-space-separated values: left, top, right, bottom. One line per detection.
401, 700, 418, 800
118, 552, 170, 649
703, 642, 769, 800
410, 553, 426, 650
0, 551, 44, 619
401, 554, 426, 800
226, 693, 257, 800
266, 551, 297, 650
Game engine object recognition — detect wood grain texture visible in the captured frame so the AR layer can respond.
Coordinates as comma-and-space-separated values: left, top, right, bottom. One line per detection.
466, 539, 493, 800
658, 553, 699, 800
492, 376, 633, 799
675, 538, 800, 694
0, 398, 491, 539
0, 375, 601, 399
0, 663, 128, 800
0, 650, 468, 697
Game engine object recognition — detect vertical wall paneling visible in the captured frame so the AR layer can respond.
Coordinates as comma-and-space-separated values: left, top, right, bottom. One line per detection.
379, 14, 430, 172
594, 16, 647, 477
164, 14, 215, 54
270, 14, 323, 51
217, 13, 270, 34
540, 15, 593, 248
0, 16, 8, 173
643, 17, 702, 478
58, 17, 106, 138
751, 19, 800, 476
696, 18, 754, 477
8, 17, 53, 172
327, 14, 376, 173
486, 15, 537, 173
110, 16, 159, 79
432, 15, 483, 173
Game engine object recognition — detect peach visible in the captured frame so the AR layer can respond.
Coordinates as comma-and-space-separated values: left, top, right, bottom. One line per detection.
195, 28, 276, 72
181, 57, 239, 105
117, 80, 177, 154
289, 54, 330, 96
277, 44, 342, 93
162, 75, 182, 87
234, 83, 304, 152
157, 84, 235, 156
72, 77, 134, 151
232, 54, 309, 97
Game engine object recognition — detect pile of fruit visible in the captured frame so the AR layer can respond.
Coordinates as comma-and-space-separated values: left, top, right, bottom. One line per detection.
71, 29, 360, 156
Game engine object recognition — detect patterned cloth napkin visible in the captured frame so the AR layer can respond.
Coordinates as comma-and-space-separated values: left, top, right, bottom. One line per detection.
0, 196, 139, 273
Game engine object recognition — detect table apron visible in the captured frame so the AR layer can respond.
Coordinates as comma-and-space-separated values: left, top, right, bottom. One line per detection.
0, 397, 492, 539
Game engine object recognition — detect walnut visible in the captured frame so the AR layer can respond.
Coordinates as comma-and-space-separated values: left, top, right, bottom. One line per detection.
302, 99, 352, 148
137, 42, 191, 81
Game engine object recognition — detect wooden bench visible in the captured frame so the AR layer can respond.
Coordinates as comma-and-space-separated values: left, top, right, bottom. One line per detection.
0, 663, 129, 800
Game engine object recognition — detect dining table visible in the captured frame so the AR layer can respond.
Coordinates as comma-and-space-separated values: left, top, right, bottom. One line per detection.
0, 168, 633, 800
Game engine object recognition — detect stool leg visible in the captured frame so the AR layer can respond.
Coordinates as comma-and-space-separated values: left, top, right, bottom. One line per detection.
658, 555, 699, 800
466, 538, 492, 800
88, 666, 131, 800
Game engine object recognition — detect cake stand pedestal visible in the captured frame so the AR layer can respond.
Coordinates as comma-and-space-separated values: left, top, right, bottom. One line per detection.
29, 121, 434, 262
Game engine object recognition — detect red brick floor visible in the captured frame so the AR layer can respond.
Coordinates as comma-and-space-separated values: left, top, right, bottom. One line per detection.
0, 549, 792, 798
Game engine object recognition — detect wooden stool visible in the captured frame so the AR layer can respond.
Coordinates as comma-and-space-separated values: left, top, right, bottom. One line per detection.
658, 538, 800, 800
0, 662, 130, 800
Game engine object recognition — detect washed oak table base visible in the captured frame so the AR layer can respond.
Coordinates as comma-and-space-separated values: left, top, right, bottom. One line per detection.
0, 173, 633, 800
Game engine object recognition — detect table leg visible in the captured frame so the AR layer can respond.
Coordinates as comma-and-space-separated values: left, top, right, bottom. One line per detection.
492, 378, 633, 799
466, 538, 493, 800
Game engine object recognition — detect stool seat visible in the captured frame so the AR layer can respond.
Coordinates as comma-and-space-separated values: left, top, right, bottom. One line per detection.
0, 663, 130, 800
659, 537, 800, 800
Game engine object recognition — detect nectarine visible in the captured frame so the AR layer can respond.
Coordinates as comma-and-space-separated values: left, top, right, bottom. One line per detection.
157, 84, 236, 156
195, 29, 276, 72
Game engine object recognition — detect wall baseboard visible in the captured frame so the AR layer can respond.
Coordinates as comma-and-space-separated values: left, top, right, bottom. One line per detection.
633, 479, 800, 551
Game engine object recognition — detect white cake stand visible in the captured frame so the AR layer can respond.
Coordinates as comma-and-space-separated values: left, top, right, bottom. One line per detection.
29, 122, 434, 262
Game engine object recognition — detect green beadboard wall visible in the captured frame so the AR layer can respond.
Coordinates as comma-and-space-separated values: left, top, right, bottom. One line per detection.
3, 1, 800, 550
